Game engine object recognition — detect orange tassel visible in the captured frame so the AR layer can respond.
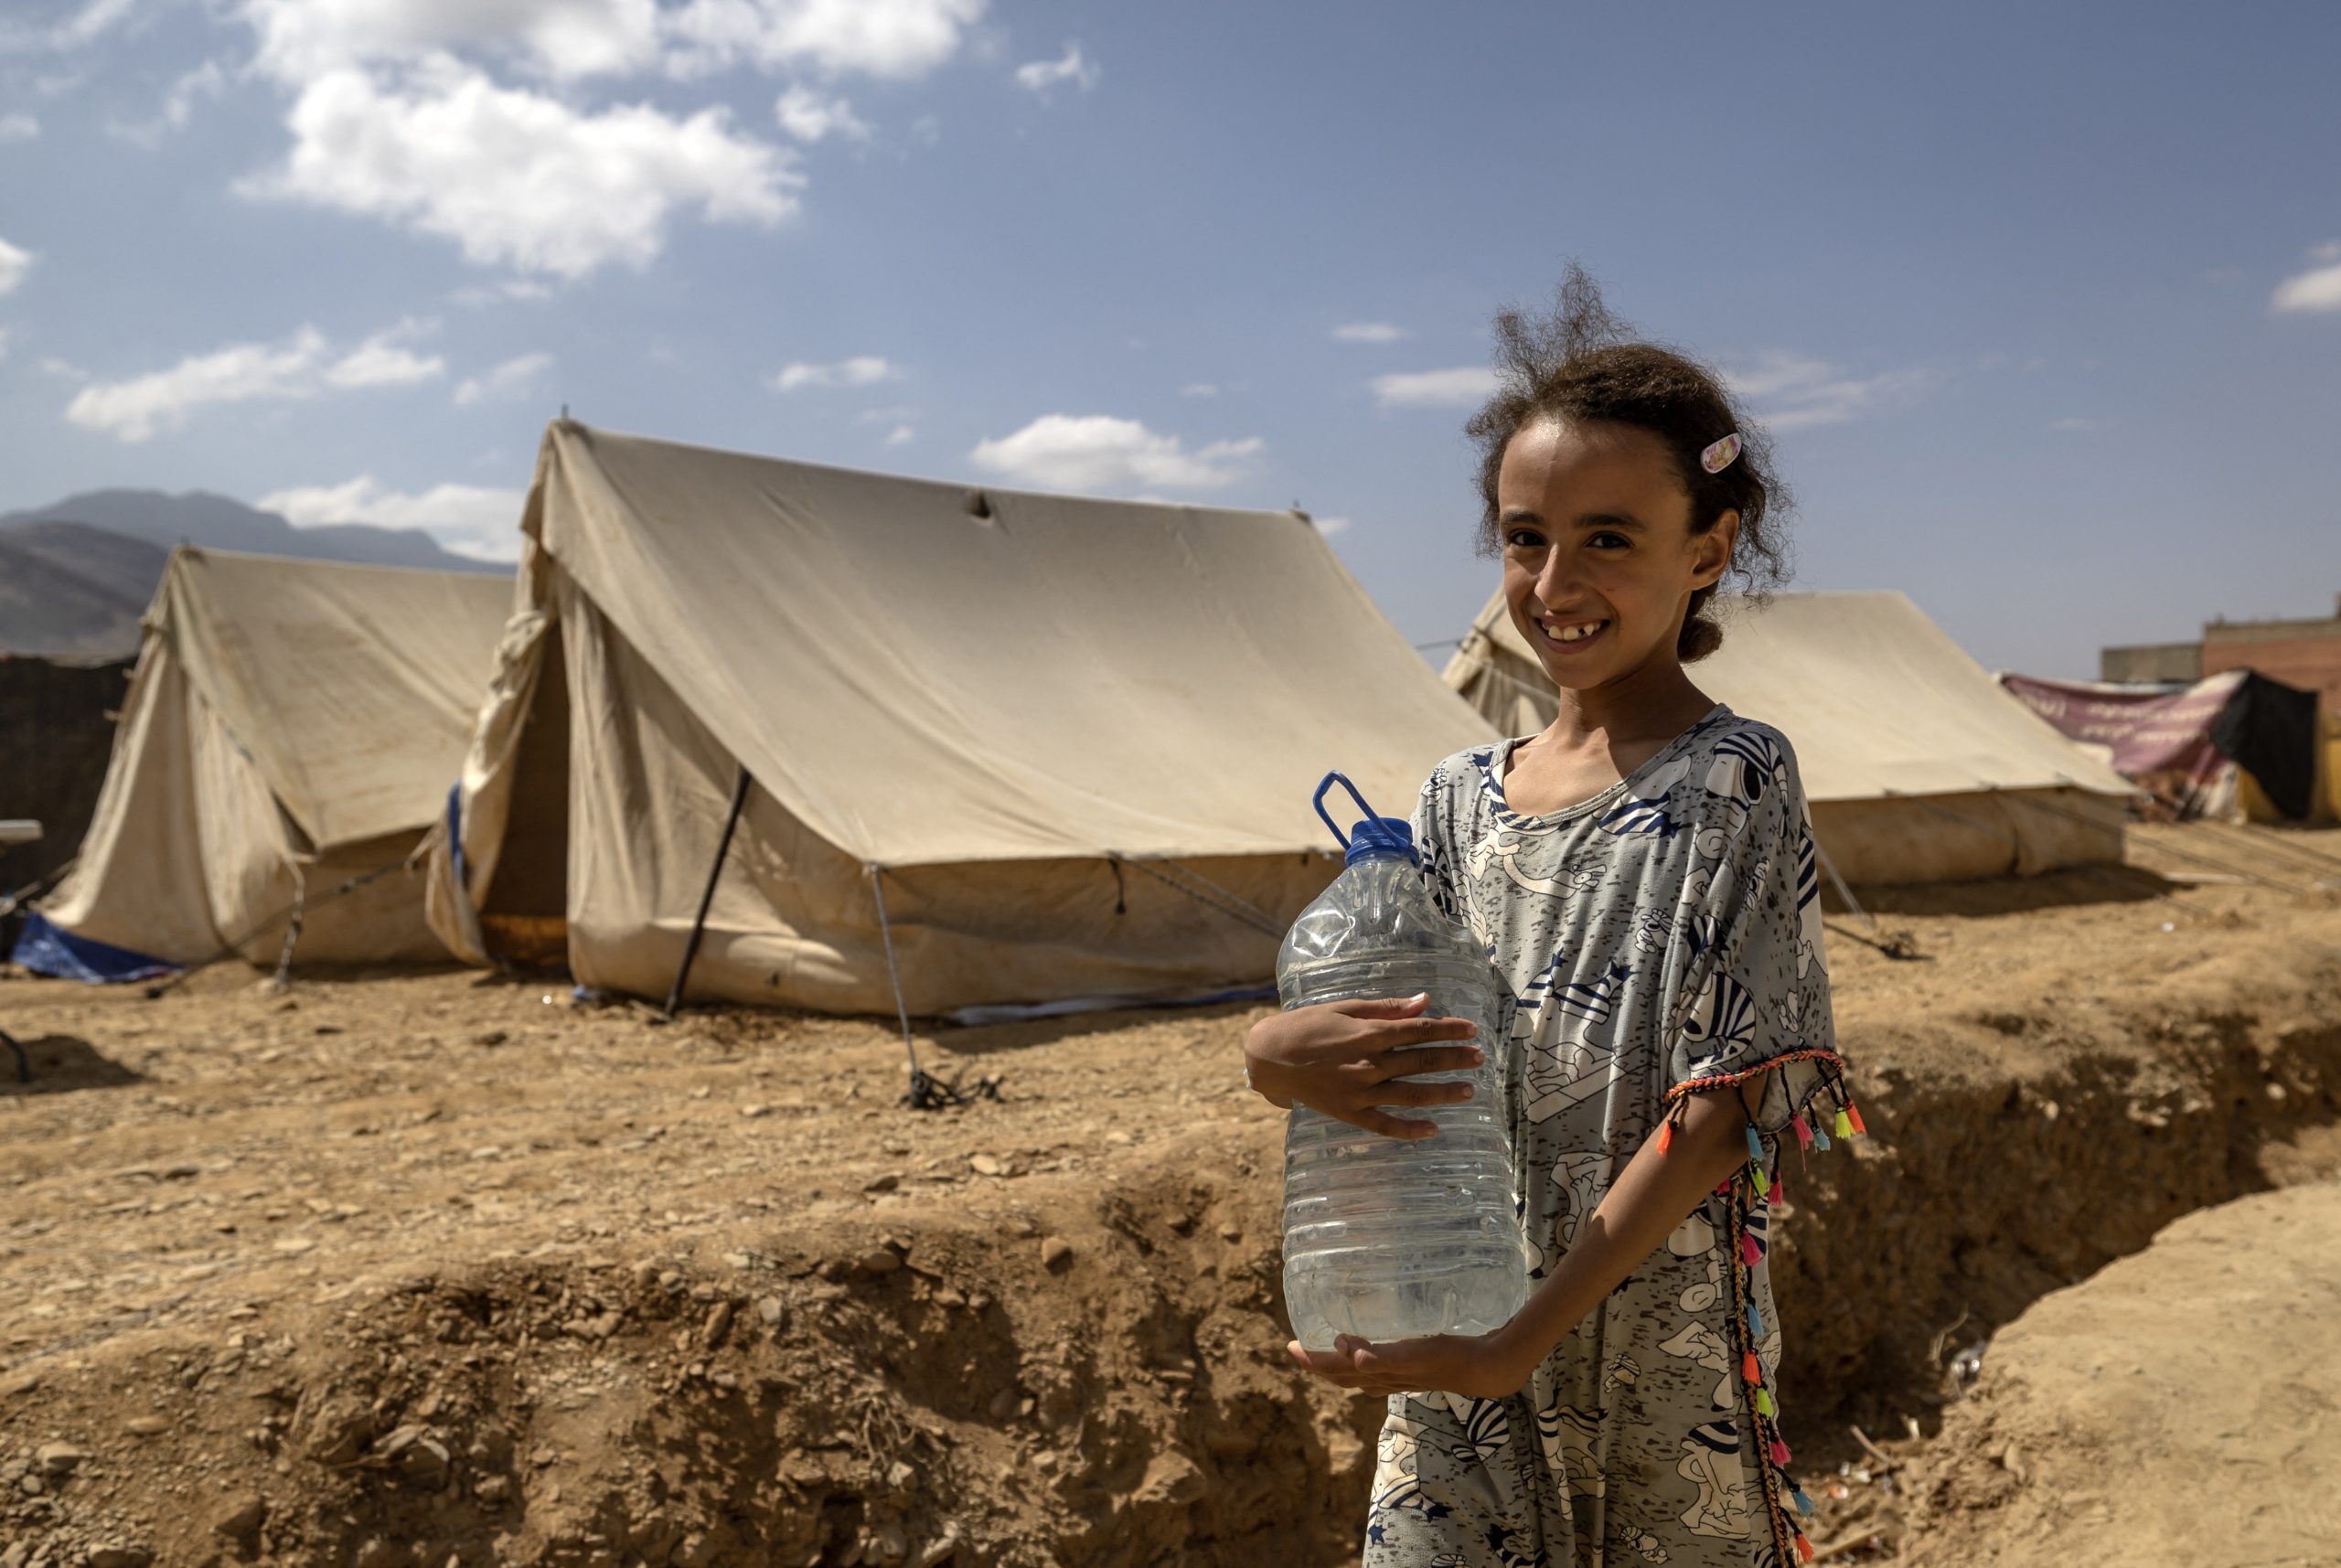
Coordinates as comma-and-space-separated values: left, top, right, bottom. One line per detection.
1743, 1350, 1761, 1383
1795, 1533, 1814, 1563
1657, 1120, 1675, 1154
1847, 1103, 1868, 1136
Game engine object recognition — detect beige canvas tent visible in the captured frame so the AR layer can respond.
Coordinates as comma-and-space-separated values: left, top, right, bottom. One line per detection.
1444, 589, 2134, 883
423, 422, 1495, 1016
30, 548, 510, 969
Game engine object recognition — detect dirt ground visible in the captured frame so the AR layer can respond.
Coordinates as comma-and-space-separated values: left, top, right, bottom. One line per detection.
3, 826, 2339, 1568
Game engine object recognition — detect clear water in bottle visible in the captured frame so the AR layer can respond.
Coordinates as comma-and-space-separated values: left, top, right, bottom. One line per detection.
1277, 773, 1530, 1350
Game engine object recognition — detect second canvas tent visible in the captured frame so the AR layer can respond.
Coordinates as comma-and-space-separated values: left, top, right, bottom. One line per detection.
426, 422, 1495, 1015
1443, 588, 2135, 884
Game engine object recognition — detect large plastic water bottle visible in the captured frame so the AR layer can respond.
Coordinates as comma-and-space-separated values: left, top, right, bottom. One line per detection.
1277, 773, 1530, 1350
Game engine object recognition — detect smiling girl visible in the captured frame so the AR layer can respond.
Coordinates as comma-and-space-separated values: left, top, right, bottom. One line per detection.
1244, 269, 1865, 1567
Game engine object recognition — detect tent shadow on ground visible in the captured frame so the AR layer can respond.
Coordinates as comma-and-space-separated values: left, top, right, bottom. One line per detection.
927, 999, 1271, 1060
1833, 863, 2178, 921
0, 1033, 145, 1095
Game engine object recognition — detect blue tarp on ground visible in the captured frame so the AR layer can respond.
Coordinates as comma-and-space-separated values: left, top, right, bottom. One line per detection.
8, 912, 179, 984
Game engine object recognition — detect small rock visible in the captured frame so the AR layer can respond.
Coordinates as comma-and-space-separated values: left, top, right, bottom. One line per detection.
722, 1251, 754, 1269
870, 1521, 908, 1563
988, 1387, 1020, 1420
885, 1459, 914, 1489
35, 1441, 90, 1477
89, 1550, 154, 1568
473, 1029, 508, 1048
1040, 1237, 1074, 1272
1105, 1129, 1132, 1146
754, 1296, 786, 1327
125, 1415, 168, 1436
1216, 1222, 1243, 1243
858, 1247, 903, 1275
863, 1172, 901, 1193
474, 1474, 510, 1503
702, 1299, 737, 1349
306, 1395, 375, 1463
211, 1493, 268, 1543
967, 1154, 1005, 1177
739, 1103, 770, 1119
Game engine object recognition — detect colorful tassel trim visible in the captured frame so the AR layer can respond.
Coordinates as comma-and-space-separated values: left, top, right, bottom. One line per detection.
1739, 1232, 1763, 1268
1750, 1162, 1769, 1197
1848, 1103, 1868, 1136
1769, 1166, 1786, 1206
1746, 1298, 1764, 1338
1745, 1124, 1766, 1163
1791, 1488, 1815, 1519
1755, 1388, 1775, 1417
1656, 1120, 1675, 1155
1810, 1119, 1833, 1152
1770, 1437, 1791, 1467
1791, 1114, 1814, 1150
1795, 1532, 1815, 1563
1743, 1350, 1761, 1383
1833, 1107, 1854, 1141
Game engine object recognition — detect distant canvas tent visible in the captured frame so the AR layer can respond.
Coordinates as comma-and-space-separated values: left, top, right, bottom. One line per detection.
17, 549, 510, 976
424, 422, 1495, 1016
1443, 589, 2134, 884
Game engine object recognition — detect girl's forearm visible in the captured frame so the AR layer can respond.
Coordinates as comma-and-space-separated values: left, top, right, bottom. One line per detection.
1500, 1086, 1756, 1362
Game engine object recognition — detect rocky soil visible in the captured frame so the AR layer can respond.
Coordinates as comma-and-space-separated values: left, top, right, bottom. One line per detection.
2, 827, 2338, 1567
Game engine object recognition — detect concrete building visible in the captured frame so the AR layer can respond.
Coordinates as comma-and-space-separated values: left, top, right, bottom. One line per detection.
2202, 592, 2341, 713
2100, 640, 2203, 684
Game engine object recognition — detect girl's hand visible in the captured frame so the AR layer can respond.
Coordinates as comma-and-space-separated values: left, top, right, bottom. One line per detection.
1243, 994, 1483, 1139
1285, 1321, 1546, 1402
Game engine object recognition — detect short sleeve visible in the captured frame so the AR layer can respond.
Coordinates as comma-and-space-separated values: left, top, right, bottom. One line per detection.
1663, 726, 1850, 1141
1407, 761, 1466, 927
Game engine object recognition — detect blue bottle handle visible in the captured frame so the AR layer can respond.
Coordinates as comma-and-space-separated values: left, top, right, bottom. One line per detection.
1312, 771, 1384, 850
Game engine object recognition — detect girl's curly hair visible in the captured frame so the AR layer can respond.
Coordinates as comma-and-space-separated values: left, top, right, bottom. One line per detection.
1466, 264, 1792, 662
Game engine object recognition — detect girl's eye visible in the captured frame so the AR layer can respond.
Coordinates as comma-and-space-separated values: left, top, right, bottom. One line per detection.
1504, 528, 1548, 550
1587, 531, 1630, 550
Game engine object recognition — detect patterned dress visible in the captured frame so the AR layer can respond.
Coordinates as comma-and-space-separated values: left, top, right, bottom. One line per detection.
1360, 705, 1863, 1568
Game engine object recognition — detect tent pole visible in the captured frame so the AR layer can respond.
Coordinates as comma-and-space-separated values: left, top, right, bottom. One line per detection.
867, 865, 934, 1102
661, 764, 751, 1021
269, 867, 307, 991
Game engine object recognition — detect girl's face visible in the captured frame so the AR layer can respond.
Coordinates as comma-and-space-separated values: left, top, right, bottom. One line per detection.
1497, 417, 1737, 693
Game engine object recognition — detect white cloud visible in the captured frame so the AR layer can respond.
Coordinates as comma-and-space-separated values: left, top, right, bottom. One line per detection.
1723, 350, 1936, 431
1180, 382, 1218, 397
1014, 41, 1097, 95
109, 59, 230, 146
244, 59, 801, 278
258, 475, 528, 562
67, 327, 328, 443
324, 322, 446, 388
243, 0, 663, 83
884, 423, 913, 445
970, 414, 1261, 493
775, 84, 870, 142
1332, 321, 1406, 344
661, 0, 988, 80
771, 354, 897, 390
1370, 366, 1495, 409
0, 113, 37, 141
1313, 515, 1352, 536
2, 0, 143, 54
2272, 259, 2341, 315
0, 235, 32, 294
454, 350, 555, 405
64, 321, 450, 442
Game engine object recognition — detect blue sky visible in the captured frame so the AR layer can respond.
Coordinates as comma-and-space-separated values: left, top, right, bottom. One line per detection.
2, 1, 2337, 678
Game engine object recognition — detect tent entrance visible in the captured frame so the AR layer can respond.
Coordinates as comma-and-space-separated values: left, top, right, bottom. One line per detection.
480, 630, 571, 967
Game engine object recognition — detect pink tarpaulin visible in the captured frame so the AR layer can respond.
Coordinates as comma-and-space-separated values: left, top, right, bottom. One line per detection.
1999, 669, 2244, 816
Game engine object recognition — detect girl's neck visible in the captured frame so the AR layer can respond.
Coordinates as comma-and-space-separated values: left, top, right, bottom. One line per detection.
1541, 656, 1716, 753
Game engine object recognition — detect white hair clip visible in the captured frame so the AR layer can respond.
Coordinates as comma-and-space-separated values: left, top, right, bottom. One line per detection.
1700, 432, 1742, 475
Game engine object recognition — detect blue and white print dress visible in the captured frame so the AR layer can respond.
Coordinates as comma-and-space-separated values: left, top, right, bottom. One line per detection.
1361, 706, 1864, 1568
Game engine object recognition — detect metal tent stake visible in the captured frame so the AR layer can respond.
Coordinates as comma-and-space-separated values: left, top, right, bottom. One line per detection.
660, 764, 752, 1021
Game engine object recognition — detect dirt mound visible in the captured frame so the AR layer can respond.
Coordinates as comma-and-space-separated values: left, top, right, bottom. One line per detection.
1892, 1179, 2341, 1568
3, 841, 2340, 1566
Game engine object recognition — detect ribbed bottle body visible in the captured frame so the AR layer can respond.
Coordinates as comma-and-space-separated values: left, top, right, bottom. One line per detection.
1276, 857, 1529, 1349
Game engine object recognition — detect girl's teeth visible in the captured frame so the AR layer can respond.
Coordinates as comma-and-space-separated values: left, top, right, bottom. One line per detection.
1550, 622, 1603, 643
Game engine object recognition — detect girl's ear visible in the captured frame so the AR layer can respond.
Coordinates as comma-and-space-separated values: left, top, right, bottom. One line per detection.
1693, 509, 1741, 589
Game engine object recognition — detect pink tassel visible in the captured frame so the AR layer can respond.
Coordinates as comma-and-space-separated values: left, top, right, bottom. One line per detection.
1769, 1437, 1791, 1467
1769, 1167, 1786, 1206
1739, 1232, 1761, 1268
1791, 1114, 1814, 1149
